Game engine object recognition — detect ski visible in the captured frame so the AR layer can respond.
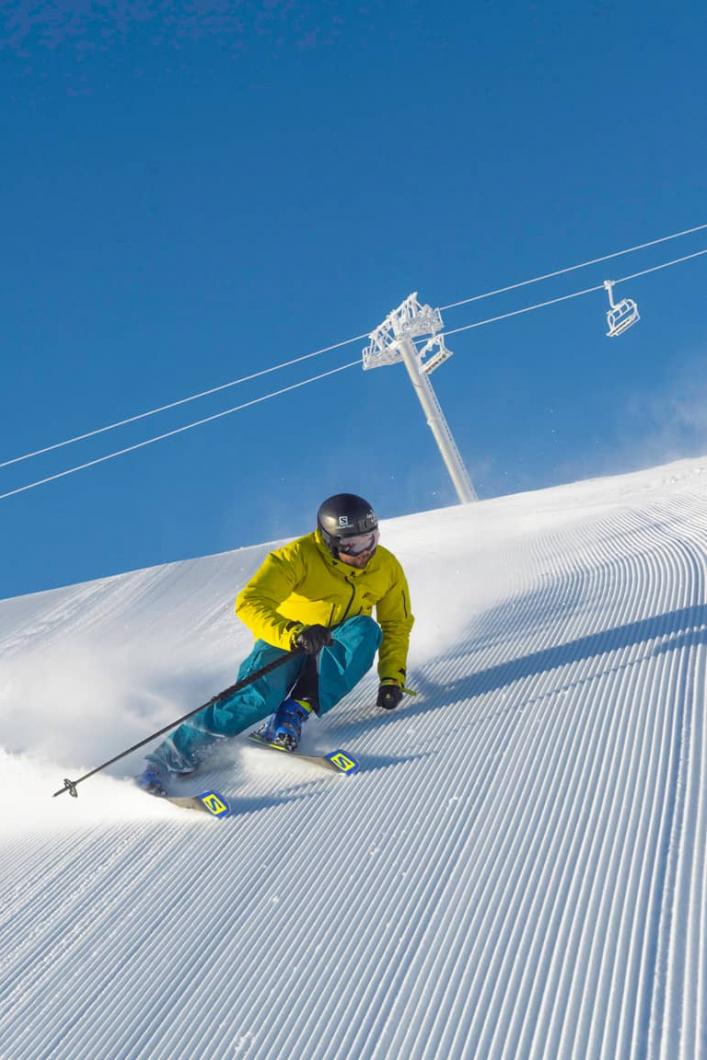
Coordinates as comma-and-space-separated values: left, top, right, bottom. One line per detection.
166, 789, 232, 818
248, 732, 360, 775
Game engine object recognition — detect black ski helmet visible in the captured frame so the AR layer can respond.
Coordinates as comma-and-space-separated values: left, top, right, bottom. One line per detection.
317, 493, 378, 553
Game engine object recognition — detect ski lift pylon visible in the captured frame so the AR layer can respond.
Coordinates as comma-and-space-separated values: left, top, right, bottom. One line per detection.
604, 279, 640, 338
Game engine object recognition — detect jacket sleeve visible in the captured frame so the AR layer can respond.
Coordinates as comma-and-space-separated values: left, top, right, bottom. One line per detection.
375, 558, 414, 686
235, 542, 305, 650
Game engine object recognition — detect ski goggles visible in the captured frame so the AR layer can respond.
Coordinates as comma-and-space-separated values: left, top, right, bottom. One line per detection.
336, 528, 379, 555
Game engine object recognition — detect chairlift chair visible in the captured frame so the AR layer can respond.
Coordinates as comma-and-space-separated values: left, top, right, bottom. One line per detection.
604, 280, 640, 338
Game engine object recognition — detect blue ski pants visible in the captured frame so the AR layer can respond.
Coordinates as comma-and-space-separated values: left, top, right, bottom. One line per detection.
149, 615, 382, 774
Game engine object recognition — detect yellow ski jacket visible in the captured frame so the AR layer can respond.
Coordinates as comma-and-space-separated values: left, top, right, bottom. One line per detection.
235, 530, 414, 686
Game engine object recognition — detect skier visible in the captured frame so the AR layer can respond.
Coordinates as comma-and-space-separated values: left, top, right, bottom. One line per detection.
138, 493, 414, 794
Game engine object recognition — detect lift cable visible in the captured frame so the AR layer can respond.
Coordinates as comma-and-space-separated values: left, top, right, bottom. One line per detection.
3, 221, 705, 473
0, 360, 361, 502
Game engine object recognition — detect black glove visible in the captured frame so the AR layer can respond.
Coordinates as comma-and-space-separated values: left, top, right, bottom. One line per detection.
377, 683, 404, 710
295, 624, 333, 655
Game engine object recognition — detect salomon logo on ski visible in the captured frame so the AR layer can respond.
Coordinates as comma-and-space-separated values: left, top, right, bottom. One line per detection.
325, 751, 359, 774
195, 791, 231, 817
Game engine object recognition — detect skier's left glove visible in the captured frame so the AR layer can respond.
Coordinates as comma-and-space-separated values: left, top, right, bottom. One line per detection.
377, 682, 404, 710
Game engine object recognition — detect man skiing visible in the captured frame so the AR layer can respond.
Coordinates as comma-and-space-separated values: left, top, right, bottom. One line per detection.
138, 493, 414, 794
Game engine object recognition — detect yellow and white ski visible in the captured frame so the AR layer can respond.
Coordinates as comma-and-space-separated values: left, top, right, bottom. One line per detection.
248, 732, 360, 775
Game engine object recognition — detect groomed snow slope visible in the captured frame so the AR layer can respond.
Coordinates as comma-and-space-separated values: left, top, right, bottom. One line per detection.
0, 457, 705, 1060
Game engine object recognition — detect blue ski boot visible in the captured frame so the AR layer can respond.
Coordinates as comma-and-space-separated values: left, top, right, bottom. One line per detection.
136, 760, 169, 797
257, 697, 314, 751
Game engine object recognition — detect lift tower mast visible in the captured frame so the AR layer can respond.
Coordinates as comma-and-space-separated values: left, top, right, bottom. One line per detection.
363, 293, 477, 504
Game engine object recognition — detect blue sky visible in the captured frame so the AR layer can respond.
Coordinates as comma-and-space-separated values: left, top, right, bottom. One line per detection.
1, 0, 706, 599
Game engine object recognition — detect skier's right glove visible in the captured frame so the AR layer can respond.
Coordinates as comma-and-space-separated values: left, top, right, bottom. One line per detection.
377, 683, 404, 710
294, 624, 333, 655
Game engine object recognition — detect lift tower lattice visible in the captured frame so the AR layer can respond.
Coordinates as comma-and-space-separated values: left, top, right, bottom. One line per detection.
363, 293, 478, 504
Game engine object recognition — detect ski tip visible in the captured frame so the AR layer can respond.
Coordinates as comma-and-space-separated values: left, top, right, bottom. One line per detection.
193, 790, 232, 818
324, 750, 361, 775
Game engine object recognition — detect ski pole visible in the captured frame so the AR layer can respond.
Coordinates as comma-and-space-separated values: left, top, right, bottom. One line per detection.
52, 648, 302, 798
